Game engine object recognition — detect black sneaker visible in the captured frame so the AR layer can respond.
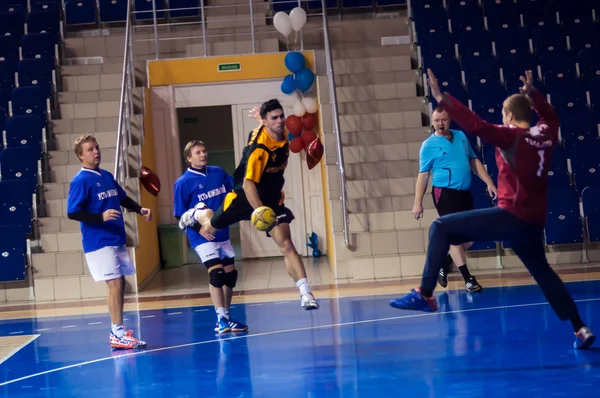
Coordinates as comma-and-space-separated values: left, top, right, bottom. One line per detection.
465, 277, 482, 292
438, 265, 449, 288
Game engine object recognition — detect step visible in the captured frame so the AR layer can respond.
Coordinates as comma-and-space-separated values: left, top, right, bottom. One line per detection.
54, 131, 117, 152
38, 215, 80, 234
338, 111, 424, 133
336, 83, 418, 103
346, 209, 437, 233
42, 182, 70, 200
340, 127, 429, 147
59, 101, 120, 119
335, 70, 420, 87
347, 194, 435, 213
205, 12, 268, 30
57, 87, 143, 104
48, 162, 115, 183
62, 73, 121, 92
48, 147, 117, 167
41, 231, 83, 253
332, 44, 412, 59
333, 56, 412, 75
33, 275, 107, 301
342, 143, 421, 166
339, 98, 425, 115
52, 115, 141, 135
345, 177, 422, 200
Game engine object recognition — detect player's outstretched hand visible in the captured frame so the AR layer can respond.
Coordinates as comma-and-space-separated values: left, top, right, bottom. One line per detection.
427, 68, 443, 103
519, 70, 534, 95
248, 107, 261, 123
103, 209, 121, 222
141, 208, 152, 221
200, 222, 216, 241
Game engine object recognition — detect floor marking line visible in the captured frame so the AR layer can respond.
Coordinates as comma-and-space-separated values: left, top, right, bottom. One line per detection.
2, 297, 600, 387
87, 322, 102, 326
8, 332, 23, 335
61, 325, 76, 329
0, 335, 40, 366
141, 315, 155, 319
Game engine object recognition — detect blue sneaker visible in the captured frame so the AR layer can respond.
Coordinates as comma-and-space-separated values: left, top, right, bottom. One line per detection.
574, 327, 596, 349
228, 318, 248, 332
216, 317, 231, 334
389, 289, 438, 312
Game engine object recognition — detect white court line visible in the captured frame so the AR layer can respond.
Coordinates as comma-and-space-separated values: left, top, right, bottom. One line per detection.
194, 309, 209, 312
166, 312, 182, 316
1, 297, 599, 388
61, 326, 76, 329
87, 322, 102, 326
141, 315, 155, 319
35, 329, 50, 332
0, 335, 40, 366
8, 332, 23, 335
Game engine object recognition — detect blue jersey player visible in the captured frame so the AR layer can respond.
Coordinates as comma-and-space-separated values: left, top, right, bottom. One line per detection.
67, 135, 151, 349
174, 140, 248, 334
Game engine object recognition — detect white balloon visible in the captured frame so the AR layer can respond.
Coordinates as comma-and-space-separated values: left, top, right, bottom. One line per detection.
289, 7, 307, 32
293, 100, 306, 117
301, 97, 318, 113
282, 91, 299, 108
273, 12, 292, 37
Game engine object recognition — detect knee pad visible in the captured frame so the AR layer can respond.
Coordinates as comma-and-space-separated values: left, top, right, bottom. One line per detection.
209, 268, 225, 288
223, 269, 238, 288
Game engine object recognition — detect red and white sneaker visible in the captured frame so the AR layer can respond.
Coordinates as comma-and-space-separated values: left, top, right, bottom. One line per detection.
110, 329, 147, 349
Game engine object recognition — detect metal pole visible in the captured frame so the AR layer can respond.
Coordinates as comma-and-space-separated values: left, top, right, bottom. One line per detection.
115, 0, 133, 179
151, 0, 159, 59
321, 0, 351, 249
249, 0, 255, 53
298, 0, 304, 50
200, 0, 207, 56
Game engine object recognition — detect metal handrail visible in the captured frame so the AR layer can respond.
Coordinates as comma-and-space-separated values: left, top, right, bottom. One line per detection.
320, 0, 351, 249
114, 0, 134, 186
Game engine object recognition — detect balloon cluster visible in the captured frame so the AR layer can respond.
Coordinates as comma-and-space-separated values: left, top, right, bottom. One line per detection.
280, 51, 323, 170
273, 8, 307, 47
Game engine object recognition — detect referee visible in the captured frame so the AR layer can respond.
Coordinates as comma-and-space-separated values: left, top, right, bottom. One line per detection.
413, 107, 498, 292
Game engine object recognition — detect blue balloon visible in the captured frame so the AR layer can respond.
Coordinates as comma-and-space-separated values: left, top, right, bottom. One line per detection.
281, 74, 296, 95
288, 132, 296, 141
284, 52, 305, 74
295, 67, 315, 92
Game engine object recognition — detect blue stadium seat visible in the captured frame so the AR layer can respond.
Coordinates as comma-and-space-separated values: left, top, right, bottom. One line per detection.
16, 58, 56, 99
0, 36, 19, 63
376, 0, 407, 5
307, 0, 337, 9
25, 10, 62, 36
0, 12, 25, 38
557, 0, 596, 25
468, 79, 507, 108
531, 23, 567, 56
455, 26, 493, 56
168, 0, 200, 18
582, 185, 600, 242
558, 106, 598, 151
0, 198, 32, 234
31, 2, 60, 17
545, 189, 583, 244
134, 0, 165, 20
565, 21, 600, 54
0, 146, 41, 194
499, 51, 536, 83
448, 1, 485, 33
430, 78, 467, 109
578, 48, 600, 83
538, 50, 577, 78
0, 60, 17, 91
4, 114, 46, 153
0, 225, 27, 282
544, 73, 587, 110
9, 86, 50, 124
413, 4, 449, 36
461, 52, 500, 86
65, 0, 97, 25
342, 0, 372, 7
491, 25, 531, 57
418, 28, 456, 59
0, 3, 26, 19
422, 52, 462, 84
482, 0, 521, 33
482, 146, 498, 185
0, 87, 11, 111
20, 33, 59, 63
519, 0, 559, 29
0, 107, 6, 133
589, 75, 600, 110
0, 179, 34, 208
570, 139, 600, 194
99, 0, 128, 22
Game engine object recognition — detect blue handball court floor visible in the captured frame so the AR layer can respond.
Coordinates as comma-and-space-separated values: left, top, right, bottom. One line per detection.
1, 280, 600, 397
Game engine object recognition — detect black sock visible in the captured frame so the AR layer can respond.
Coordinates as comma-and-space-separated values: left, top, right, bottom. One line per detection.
444, 254, 453, 271
458, 265, 472, 282
571, 314, 585, 333
420, 288, 434, 298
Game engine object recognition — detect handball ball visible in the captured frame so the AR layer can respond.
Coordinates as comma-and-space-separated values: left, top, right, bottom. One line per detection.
251, 206, 277, 231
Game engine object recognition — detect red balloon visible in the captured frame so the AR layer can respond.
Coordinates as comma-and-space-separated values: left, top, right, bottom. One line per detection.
139, 165, 161, 196
301, 130, 317, 146
289, 136, 304, 153
306, 138, 324, 170
285, 115, 302, 135
302, 113, 317, 130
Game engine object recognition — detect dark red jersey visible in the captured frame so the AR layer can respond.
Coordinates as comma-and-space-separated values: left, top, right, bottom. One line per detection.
439, 89, 560, 226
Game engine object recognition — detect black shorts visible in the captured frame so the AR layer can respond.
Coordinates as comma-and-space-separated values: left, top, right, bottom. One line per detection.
211, 192, 295, 235
432, 187, 474, 217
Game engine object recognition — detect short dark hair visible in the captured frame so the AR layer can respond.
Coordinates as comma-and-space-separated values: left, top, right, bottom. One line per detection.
260, 99, 283, 119
503, 94, 532, 123
432, 106, 448, 116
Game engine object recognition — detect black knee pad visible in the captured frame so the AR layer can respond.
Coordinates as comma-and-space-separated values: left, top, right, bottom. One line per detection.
223, 269, 238, 288
209, 268, 225, 288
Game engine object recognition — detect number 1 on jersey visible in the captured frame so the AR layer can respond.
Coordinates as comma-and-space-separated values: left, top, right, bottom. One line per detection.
536, 150, 545, 177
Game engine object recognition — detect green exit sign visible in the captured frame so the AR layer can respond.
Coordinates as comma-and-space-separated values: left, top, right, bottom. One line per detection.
218, 63, 242, 72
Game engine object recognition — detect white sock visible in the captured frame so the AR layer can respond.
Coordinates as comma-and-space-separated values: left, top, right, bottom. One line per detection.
296, 278, 311, 296
216, 307, 228, 320
225, 308, 230, 316
111, 323, 125, 338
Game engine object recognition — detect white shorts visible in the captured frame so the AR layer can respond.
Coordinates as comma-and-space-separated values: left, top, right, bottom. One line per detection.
194, 240, 235, 264
84, 245, 135, 282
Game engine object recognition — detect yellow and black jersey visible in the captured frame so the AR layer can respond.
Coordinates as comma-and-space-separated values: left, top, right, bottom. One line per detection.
231, 125, 289, 206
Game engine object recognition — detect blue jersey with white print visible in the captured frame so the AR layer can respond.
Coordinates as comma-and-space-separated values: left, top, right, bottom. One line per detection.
67, 168, 127, 253
173, 166, 233, 247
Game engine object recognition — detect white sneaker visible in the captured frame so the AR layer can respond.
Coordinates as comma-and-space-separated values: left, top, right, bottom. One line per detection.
301, 293, 319, 310
178, 202, 207, 230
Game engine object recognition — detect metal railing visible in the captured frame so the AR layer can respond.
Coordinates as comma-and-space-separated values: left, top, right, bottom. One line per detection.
117, 0, 352, 249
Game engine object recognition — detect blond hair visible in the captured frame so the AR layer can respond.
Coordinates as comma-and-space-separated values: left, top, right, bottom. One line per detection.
503, 94, 532, 123
183, 140, 207, 165
73, 135, 97, 159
